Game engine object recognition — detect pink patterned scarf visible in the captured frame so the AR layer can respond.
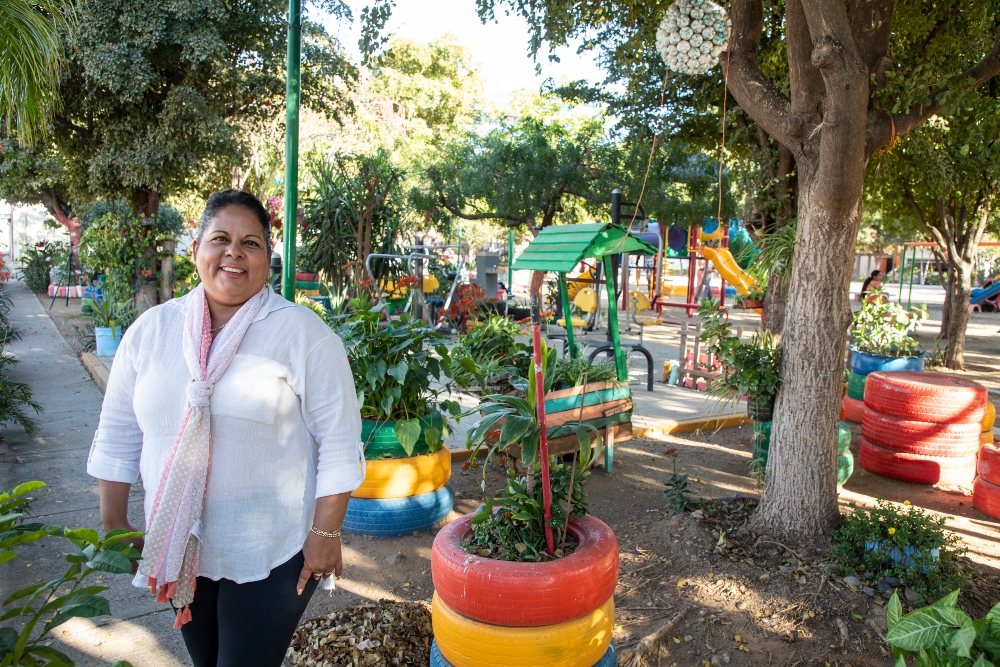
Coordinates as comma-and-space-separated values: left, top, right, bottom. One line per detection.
139, 283, 270, 627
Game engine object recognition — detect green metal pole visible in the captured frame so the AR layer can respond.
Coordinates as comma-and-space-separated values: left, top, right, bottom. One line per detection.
602, 255, 628, 381
558, 274, 576, 359
907, 244, 917, 309
281, 0, 302, 302
897, 249, 906, 304
507, 229, 514, 298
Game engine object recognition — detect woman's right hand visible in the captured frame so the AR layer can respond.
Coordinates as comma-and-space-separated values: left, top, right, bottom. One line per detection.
98, 479, 144, 572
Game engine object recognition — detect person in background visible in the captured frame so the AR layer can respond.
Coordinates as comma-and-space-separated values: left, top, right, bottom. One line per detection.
860, 269, 883, 303
88, 189, 364, 667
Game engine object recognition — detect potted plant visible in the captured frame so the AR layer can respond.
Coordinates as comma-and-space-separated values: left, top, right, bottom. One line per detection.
699, 300, 781, 421
735, 285, 766, 310
81, 296, 129, 357
849, 290, 926, 376
331, 296, 460, 536
430, 351, 618, 667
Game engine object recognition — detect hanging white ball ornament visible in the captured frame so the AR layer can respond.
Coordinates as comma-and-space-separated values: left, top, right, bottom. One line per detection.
656, 0, 731, 75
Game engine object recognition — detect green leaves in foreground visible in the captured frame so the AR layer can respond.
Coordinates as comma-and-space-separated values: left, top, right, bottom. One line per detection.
885, 589, 1000, 667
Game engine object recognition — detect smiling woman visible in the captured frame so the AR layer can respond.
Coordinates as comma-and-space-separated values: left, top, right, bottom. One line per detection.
87, 190, 366, 667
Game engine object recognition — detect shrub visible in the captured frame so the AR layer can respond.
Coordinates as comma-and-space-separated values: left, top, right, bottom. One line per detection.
699, 299, 781, 407
851, 289, 924, 357
886, 589, 998, 667
21, 241, 69, 293
832, 498, 967, 599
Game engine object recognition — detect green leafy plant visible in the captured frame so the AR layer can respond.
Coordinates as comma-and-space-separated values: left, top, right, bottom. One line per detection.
699, 299, 781, 408
0, 481, 139, 667
0, 285, 19, 347
21, 241, 68, 294
0, 355, 42, 441
851, 289, 923, 357
885, 589, 999, 667
171, 254, 200, 297
740, 219, 797, 297
332, 295, 459, 455
551, 356, 617, 390
78, 296, 131, 331
449, 315, 532, 391
832, 498, 968, 599
662, 447, 701, 515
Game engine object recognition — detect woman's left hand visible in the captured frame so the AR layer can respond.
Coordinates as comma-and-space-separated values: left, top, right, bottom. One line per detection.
297, 531, 342, 595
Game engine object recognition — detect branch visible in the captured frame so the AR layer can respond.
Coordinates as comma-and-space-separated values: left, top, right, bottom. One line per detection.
436, 194, 532, 226
847, 0, 896, 74
903, 189, 950, 258
867, 26, 1000, 154
722, 0, 798, 150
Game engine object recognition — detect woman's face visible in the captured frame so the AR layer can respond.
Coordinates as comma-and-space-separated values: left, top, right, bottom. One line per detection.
871, 276, 882, 289
193, 206, 270, 308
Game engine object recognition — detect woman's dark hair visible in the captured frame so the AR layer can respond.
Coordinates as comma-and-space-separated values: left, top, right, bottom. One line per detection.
861, 269, 883, 295
197, 190, 271, 253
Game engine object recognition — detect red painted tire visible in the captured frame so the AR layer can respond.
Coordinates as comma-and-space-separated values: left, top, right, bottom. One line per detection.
431, 513, 619, 627
972, 477, 1000, 520
859, 437, 976, 485
861, 409, 981, 457
841, 396, 866, 423
863, 372, 987, 424
978, 442, 1000, 487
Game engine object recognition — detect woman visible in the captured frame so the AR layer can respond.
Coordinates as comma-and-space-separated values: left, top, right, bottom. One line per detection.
88, 190, 363, 667
860, 269, 883, 303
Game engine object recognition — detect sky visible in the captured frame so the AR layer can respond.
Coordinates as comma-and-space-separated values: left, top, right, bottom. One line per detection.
323, 0, 606, 103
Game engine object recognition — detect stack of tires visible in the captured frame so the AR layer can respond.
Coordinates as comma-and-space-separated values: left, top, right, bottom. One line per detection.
429, 514, 618, 667
752, 421, 854, 485
973, 402, 1000, 519
859, 372, 987, 486
841, 347, 925, 423
343, 419, 453, 537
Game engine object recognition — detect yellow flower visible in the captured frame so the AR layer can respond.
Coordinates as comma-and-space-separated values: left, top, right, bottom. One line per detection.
888, 527, 897, 535
903, 500, 911, 506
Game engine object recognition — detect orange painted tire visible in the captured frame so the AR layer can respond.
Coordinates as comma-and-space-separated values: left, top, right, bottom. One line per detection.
861, 409, 981, 458
978, 442, 1000, 486
863, 372, 987, 424
983, 402, 997, 432
972, 477, 1000, 520
859, 437, 976, 485
431, 513, 619, 627
841, 396, 866, 423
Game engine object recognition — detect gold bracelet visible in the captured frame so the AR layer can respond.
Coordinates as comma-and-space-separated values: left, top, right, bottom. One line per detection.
310, 526, 342, 539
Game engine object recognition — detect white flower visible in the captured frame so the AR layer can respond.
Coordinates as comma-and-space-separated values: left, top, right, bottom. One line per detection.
677, 39, 691, 53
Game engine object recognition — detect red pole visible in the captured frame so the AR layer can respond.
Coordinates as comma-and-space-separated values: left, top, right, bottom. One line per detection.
530, 295, 555, 555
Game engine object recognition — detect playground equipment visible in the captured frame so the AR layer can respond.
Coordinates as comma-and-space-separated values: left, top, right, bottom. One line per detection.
893, 241, 1000, 310
971, 274, 1000, 312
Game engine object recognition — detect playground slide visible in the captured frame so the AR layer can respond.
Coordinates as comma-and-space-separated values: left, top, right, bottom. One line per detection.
971, 280, 1000, 306
701, 246, 759, 295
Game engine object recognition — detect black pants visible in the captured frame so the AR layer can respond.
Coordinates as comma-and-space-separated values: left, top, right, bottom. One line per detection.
179, 551, 318, 667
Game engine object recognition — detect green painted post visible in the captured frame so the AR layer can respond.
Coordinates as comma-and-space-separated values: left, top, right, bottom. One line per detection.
897, 248, 906, 304
558, 274, 576, 358
281, 0, 302, 302
602, 255, 628, 382
507, 229, 514, 298
907, 245, 917, 309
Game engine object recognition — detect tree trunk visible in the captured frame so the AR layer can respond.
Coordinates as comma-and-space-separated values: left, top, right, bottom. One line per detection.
762, 273, 787, 335
941, 261, 973, 370
132, 188, 160, 314
749, 157, 864, 545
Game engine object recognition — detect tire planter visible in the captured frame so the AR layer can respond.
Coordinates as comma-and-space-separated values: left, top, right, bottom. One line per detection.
432, 514, 618, 627
858, 437, 977, 485
432, 593, 614, 667
431, 641, 616, 667
863, 372, 987, 425
746, 395, 775, 422
342, 486, 453, 537
983, 401, 997, 432
841, 395, 866, 423
847, 372, 867, 401
352, 448, 451, 499
978, 442, 1000, 486
848, 347, 925, 375
861, 409, 982, 458
973, 477, 1000, 520
362, 413, 444, 460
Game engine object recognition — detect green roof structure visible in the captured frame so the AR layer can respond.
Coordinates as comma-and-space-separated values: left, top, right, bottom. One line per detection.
511, 222, 658, 273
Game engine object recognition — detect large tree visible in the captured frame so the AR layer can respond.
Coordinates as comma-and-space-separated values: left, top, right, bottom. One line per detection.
867, 102, 1000, 369
461, 0, 1000, 544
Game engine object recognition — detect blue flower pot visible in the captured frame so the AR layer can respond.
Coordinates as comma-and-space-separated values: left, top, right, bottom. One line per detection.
95, 326, 122, 357
864, 541, 939, 570
848, 347, 925, 375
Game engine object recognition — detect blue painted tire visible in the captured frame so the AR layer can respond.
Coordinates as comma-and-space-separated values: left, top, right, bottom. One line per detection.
848, 347, 925, 375
430, 640, 616, 667
343, 486, 453, 537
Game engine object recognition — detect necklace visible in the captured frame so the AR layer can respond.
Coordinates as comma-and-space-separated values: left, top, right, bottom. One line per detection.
210, 323, 226, 334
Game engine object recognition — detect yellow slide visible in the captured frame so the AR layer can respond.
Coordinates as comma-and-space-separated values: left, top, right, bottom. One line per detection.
701, 246, 759, 295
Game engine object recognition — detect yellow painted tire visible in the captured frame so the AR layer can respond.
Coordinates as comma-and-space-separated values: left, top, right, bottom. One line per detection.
433, 592, 613, 667
983, 431, 995, 446
983, 402, 996, 433
352, 448, 451, 499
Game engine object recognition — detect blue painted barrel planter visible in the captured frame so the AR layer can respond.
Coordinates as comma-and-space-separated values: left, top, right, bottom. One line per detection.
848, 347, 925, 375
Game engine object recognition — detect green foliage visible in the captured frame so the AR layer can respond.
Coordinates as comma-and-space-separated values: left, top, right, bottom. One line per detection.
662, 447, 701, 515
465, 459, 589, 562
332, 296, 457, 455
300, 151, 404, 296
78, 296, 132, 331
832, 499, 967, 600
741, 219, 797, 297
698, 299, 781, 406
0, 286, 42, 441
172, 254, 200, 297
550, 356, 618, 391
850, 290, 923, 357
0, 0, 76, 147
885, 589, 1000, 667
0, 481, 140, 667
21, 240, 68, 293
449, 315, 532, 391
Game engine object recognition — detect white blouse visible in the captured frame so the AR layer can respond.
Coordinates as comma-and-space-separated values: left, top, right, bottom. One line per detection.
87, 288, 364, 584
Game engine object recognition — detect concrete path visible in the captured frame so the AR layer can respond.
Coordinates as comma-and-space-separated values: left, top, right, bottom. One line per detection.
0, 277, 191, 667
